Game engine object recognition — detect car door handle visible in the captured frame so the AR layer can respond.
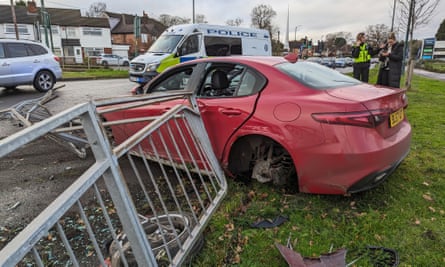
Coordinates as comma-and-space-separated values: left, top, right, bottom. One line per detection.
1, 62, 9, 67
221, 108, 242, 116
33, 59, 40, 63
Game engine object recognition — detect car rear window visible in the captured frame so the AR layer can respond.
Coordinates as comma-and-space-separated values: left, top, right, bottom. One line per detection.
276, 61, 361, 89
5, 43, 28, 58
26, 44, 48, 55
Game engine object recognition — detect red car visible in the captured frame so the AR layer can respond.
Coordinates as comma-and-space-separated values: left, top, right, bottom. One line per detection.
103, 56, 411, 195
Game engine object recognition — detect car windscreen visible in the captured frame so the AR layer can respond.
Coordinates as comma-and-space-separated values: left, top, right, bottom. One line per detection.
276, 61, 361, 89
148, 35, 183, 54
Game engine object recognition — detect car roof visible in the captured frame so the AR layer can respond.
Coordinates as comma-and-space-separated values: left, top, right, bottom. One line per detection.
182, 56, 288, 67
0, 38, 44, 45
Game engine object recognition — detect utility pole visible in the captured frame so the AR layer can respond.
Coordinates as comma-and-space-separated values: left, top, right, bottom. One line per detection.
10, 0, 19, 40
391, 0, 397, 32
40, 0, 49, 47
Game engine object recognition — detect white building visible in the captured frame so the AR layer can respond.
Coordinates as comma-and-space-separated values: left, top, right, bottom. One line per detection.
0, 5, 113, 64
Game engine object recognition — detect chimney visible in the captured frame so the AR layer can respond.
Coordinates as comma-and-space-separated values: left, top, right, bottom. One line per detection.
27, 0, 38, 15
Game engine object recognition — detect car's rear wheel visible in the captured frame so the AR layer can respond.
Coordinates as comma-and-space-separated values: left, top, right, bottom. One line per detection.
228, 136, 298, 192
123, 61, 129, 66
33, 70, 55, 92
102, 61, 109, 67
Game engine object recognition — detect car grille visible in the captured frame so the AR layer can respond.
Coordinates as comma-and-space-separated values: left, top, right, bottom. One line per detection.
130, 63, 146, 72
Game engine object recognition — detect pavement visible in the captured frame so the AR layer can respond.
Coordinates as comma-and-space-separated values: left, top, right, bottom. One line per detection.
413, 68, 445, 81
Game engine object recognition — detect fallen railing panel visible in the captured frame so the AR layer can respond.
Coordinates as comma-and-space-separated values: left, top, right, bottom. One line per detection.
0, 93, 227, 267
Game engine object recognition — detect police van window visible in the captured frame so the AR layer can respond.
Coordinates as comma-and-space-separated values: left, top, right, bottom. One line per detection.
181, 35, 199, 55
204, 37, 242, 56
149, 35, 183, 53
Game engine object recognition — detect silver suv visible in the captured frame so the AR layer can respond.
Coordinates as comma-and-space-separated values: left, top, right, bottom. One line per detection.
0, 39, 62, 92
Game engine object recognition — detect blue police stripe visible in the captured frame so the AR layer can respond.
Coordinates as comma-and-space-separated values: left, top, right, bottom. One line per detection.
179, 56, 198, 63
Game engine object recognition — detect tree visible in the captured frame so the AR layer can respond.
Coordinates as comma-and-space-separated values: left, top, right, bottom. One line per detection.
324, 32, 351, 56
396, 0, 440, 89
15, 0, 26, 6
436, 19, 445, 40
195, 14, 207, 24
226, 18, 243, 27
250, 4, 276, 33
86, 2, 107, 17
365, 24, 391, 45
159, 14, 191, 27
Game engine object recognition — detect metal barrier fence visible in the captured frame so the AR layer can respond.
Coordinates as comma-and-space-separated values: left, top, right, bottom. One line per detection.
0, 93, 227, 266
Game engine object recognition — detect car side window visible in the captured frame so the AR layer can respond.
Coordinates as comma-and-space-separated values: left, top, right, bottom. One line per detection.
5, 43, 28, 58
180, 34, 199, 55
0, 44, 5, 58
199, 64, 266, 98
147, 65, 195, 93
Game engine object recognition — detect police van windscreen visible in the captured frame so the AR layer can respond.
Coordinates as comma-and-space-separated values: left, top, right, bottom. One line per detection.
148, 35, 183, 53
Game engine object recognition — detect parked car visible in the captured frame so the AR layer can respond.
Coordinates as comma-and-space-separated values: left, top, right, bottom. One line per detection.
96, 54, 130, 66
0, 39, 62, 92
306, 57, 322, 64
335, 58, 346, 68
320, 57, 335, 68
344, 57, 353, 66
102, 56, 412, 195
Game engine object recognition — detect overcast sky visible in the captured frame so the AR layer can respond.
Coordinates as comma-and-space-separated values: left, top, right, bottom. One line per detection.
3, 0, 445, 42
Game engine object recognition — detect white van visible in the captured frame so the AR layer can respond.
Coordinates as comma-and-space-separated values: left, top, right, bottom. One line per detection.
129, 24, 271, 85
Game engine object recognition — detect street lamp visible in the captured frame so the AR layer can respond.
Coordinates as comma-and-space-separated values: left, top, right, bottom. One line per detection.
294, 25, 302, 41
192, 0, 195, 23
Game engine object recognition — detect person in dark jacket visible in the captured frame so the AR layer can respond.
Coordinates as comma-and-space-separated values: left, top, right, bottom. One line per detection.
376, 32, 404, 88
351, 32, 381, 82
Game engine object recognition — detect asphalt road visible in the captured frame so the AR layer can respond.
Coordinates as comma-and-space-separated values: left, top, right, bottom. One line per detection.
0, 78, 136, 112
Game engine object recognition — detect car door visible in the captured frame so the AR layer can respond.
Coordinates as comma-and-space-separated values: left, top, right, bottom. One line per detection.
6, 43, 47, 84
0, 43, 12, 86
196, 63, 266, 158
4, 42, 34, 85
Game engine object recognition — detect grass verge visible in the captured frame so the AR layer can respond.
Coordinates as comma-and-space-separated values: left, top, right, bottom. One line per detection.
193, 72, 445, 266
62, 69, 129, 80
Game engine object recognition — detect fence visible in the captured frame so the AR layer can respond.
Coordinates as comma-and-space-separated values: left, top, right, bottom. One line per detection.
0, 92, 227, 266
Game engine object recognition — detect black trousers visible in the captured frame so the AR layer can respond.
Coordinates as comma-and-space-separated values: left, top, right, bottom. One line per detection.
353, 62, 371, 82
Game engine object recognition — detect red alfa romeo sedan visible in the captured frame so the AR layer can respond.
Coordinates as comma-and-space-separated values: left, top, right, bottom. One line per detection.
103, 56, 411, 195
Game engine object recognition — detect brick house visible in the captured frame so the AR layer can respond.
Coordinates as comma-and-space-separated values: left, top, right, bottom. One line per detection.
104, 11, 166, 59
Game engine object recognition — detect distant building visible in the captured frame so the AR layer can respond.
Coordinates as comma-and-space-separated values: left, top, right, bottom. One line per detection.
0, 4, 111, 64
103, 11, 166, 58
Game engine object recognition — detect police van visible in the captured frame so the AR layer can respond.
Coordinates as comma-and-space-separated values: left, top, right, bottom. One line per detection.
129, 24, 271, 85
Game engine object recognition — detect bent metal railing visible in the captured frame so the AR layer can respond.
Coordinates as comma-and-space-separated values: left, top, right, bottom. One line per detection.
0, 93, 227, 267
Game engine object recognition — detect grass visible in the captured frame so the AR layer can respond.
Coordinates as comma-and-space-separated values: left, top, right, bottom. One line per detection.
192, 71, 445, 266
62, 69, 129, 79
420, 60, 445, 73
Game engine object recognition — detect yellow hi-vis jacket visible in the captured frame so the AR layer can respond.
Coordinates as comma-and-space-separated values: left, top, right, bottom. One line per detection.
352, 43, 372, 63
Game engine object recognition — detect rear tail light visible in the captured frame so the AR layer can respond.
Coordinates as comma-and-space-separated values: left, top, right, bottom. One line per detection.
312, 110, 390, 128
54, 56, 60, 62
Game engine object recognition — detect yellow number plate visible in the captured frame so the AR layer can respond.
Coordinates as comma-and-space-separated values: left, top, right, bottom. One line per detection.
389, 108, 404, 128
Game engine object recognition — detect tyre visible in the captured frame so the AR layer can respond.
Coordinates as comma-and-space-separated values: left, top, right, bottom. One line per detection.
123, 61, 129, 66
109, 213, 202, 266
102, 61, 109, 67
33, 70, 55, 92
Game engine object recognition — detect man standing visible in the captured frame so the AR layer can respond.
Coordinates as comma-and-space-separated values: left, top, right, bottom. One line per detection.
352, 32, 380, 82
